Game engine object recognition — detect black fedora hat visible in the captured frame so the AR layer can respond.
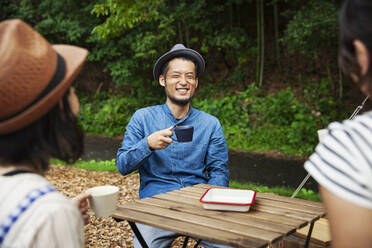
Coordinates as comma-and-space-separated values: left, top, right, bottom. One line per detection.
153, 44, 205, 81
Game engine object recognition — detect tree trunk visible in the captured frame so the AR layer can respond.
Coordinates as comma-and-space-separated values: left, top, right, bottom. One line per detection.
182, 20, 189, 47
256, 0, 261, 85
177, 22, 183, 44
338, 67, 343, 100
259, 0, 264, 86
274, 0, 281, 70
326, 61, 335, 96
229, 2, 233, 31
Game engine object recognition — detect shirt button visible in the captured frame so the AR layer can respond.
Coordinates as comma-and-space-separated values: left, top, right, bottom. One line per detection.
173, 145, 176, 148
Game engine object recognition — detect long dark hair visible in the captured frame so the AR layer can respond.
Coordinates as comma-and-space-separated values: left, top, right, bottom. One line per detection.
339, 0, 372, 94
0, 88, 84, 174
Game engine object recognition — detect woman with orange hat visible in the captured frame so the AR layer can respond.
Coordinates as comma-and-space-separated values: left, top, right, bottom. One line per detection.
0, 19, 89, 247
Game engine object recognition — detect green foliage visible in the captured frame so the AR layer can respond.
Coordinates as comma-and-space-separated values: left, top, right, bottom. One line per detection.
78, 92, 158, 136
281, 1, 339, 58
2, 0, 351, 157
2, 0, 343, 96
89, 0, 253, 88
92, 0, 163, 40
229, 180, 321, 202
0, 1, 18, 21
194, 82, 341, 156
77, 78, 344, 156
7, 0, 99, 44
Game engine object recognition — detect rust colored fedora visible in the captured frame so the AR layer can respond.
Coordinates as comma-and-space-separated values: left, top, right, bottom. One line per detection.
0, 19, 88, 134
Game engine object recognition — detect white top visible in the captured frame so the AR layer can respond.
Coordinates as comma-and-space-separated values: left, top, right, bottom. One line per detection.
0, 173, 84, 247
305, 111, 372, 209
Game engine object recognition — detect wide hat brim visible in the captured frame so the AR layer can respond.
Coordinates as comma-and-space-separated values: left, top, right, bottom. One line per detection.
153, 44, 205, 81
0, 45, 88, 134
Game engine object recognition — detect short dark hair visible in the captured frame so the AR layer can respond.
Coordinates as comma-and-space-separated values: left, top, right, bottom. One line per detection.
339, 0, 372, 90
0, 88, 84, 174
161, 55, 199, 78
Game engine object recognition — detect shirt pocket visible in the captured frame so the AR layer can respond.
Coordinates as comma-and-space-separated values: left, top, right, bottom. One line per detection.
181, 142, 207, 170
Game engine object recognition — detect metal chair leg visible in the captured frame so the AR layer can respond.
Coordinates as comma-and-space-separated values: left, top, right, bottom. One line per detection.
128, 221, 149, 248
182, 236, 190, 248
194, 239, 201, 248
304, 221, 315, 248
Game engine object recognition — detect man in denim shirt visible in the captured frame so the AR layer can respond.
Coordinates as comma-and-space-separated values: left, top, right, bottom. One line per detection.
117, 44, 229, 248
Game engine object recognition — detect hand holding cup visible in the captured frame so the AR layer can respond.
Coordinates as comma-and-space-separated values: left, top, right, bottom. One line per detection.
72, 192, 91, 224
147, 126, 174, 150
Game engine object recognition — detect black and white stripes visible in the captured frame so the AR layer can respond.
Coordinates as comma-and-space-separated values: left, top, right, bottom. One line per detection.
305, 111, 372, 209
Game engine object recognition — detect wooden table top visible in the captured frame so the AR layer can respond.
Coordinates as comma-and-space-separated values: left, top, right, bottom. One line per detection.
113, 184, 325, 248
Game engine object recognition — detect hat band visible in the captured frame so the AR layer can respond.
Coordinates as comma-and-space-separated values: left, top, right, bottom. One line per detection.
0, 53, 66, 122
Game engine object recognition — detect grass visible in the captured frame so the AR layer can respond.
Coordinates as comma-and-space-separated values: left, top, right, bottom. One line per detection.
51, 158, 118, 173
51, 158, 321, 202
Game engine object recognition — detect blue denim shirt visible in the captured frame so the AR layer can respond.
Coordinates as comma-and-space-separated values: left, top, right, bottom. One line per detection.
117, 103, 229, 199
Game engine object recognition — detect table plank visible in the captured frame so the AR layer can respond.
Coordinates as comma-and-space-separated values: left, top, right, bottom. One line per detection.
153, 193, 307, 227
154, 190, 321, 233
113, 206, 267, 248
254, 198, 323, 215
252, 204, 323, 222
257, 193, 324, 209
113, 184, 326, 248
165, 191, 321, 221
180, 186, 323, 215
181, 184, 324, 211
122, 201, 283, 243
140, 197, 298, 234
179, 186, 324, 217
190, 184, 324, 210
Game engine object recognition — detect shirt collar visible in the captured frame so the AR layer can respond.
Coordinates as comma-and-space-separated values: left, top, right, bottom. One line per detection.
162, 102, 194, 125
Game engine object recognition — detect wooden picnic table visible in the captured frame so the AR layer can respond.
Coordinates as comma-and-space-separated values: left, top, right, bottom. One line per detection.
113, 183, 326, 248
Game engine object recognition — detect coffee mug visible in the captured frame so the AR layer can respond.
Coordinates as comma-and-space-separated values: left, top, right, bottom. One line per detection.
85, 185, 119, 217
174, 125, 194, 142
317, 128, 328, 143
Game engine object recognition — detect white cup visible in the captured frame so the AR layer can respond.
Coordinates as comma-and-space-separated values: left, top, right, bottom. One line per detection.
85, 185, 119, 217
317, 129, 329, 143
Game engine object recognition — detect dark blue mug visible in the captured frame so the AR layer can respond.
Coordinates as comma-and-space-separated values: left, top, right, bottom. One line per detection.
174, 125, 194, 142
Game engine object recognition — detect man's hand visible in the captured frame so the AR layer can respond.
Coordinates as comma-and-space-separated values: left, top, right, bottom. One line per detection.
147, 126, 174, 150
72, 192, 91, 225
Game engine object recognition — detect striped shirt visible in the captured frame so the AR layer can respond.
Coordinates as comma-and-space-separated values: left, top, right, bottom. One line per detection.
0, 173, 84, 247
304, 110, 372, 209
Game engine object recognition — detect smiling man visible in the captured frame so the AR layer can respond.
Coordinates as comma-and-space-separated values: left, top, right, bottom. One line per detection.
117, 44, 229, 248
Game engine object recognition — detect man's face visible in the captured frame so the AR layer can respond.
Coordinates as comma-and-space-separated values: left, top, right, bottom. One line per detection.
159, 58, 198, 106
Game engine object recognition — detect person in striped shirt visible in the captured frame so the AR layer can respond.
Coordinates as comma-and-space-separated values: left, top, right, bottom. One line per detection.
304, 0, 372, 247
0, 19, 90, 247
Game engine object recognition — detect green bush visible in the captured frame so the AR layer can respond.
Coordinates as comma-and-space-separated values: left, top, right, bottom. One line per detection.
281, 0, 339, 58
79, 94, 140, 136
77, 80, 345, 156
194, 83, 340, 156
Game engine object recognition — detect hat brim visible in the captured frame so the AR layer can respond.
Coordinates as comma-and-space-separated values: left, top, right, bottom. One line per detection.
0, 45, 88, 134
153, 48, 205, 81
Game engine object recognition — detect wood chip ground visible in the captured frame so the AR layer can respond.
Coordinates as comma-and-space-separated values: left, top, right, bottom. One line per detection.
46, 164, 201, 248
